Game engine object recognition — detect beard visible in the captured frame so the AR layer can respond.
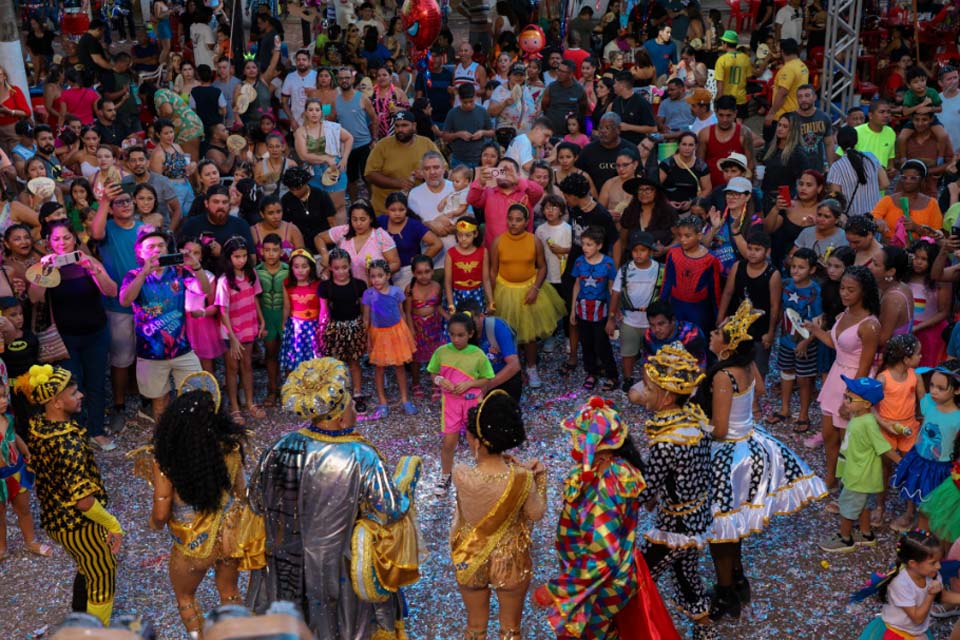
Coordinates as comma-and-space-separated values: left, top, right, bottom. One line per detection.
40, 144, 55, 155
395, 130, 414, 142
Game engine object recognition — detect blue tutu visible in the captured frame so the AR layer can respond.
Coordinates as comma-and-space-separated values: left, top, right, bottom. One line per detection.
891, 448, 952, 504
452, 286, 485, 311
858, 616, 934, 640
281, 316, 321, 374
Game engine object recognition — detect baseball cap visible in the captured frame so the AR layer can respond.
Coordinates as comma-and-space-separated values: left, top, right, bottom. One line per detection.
628, 230, 657, 251
394, 110, 416, 123
724, 177, 753, 193
841, 375, 884, 406
510, 63, 526, 75
720, 30, 739, 45
685, 88, 712, 105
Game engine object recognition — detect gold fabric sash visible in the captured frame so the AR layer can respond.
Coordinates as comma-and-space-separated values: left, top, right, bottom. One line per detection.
451, 467, 532, 585
167, 453, 242, 559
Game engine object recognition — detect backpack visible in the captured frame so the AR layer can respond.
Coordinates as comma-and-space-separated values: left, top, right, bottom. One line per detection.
484, 316, 517, 354
619, 262, 664, 312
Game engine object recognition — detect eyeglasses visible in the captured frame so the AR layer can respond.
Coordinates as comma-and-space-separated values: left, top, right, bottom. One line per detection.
725, 191, 749, 196
113, 197, 132, 205
640, 143, 655, 152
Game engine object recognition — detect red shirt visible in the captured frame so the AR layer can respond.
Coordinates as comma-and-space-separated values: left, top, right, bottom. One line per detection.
563, 48, 591, 79
0, 86, 30, 126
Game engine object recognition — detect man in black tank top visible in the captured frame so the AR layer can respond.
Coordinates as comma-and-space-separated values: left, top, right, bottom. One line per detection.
718, 230, 781, 387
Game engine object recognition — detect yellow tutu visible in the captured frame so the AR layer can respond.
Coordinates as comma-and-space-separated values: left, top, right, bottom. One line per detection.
493, 276, 566, 343
369, 321, 417, 366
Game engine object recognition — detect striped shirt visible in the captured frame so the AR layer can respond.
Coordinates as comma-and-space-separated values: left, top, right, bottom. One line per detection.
215, 275, 263, 343
826, 154, 883, 217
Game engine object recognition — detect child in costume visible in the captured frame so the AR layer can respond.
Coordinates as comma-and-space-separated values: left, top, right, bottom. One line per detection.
854, 530, 960, 640
662, 215, 722, 335
281, 250, 325, 376
450, 390, 547, 640
490, 203, 566, 389
533, 397, 681, 640
444, 216, 493, 314
21, 364, 123, 626
570, 226, 619, 392
632, 342, 719, 640
428, 312, 495, 496
182, 238, 226, 375
922, 451, 960, 547
891, 360, 960, 532
405, 255, 447, 398
907, 239, 949, 367
254, 234, 289, 405
817, 376, 902, 553
874, 334, 924, 521
318, 249, 368, 413
0, 384, 51, 561
363, 258, 417, 417
695, 300, 828, 620
0, 297, 40, 438
216, 237, 266, 424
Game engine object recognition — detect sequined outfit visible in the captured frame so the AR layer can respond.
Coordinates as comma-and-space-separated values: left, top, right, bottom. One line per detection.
247, 428, 420, 639
0, 414, 32, 504
410, 292, 445, 364
639, 404, 714, 621
450, 463, 547, 589
708, 374, 828, 543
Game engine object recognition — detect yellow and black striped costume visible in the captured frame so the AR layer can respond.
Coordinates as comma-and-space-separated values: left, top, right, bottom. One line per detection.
28, 415, 116, 623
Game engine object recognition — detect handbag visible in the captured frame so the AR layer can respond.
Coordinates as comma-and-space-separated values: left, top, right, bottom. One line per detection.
32, 299, 68, 364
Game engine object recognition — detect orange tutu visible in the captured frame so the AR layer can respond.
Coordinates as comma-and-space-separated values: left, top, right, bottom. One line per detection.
369, 321, 417, 366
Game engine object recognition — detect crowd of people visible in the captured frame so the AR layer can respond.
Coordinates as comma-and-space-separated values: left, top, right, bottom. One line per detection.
6, 0, 960, 637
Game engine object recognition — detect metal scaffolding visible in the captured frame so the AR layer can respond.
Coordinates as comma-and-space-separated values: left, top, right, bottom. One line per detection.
819, 0, 865, 124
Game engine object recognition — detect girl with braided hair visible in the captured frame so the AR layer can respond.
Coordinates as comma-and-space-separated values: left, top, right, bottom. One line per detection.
148, 381, 252, 639
450, 390, 547, 640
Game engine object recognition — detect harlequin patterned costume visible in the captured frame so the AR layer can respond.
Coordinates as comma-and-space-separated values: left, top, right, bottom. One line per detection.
537, 397, 680, 640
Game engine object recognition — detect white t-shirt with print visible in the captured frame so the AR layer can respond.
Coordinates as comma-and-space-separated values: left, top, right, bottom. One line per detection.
535, 221, 572, 284
881, 570, 937, 636
612, 261, 660, 329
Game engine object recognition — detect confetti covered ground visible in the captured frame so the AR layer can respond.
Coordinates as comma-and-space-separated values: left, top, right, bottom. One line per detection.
3, 348, 959, 640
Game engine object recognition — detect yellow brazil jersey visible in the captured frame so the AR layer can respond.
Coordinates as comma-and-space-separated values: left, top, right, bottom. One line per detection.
714, 51, 753, 105
775, 58, 810, 118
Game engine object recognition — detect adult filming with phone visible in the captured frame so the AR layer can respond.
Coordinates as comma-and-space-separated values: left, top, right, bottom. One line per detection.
29, 221, 118, 451
119, 228, 207, 419
92, 183, 145, 434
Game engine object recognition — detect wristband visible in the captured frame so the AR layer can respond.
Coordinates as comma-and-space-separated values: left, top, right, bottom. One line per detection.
82, 498, 124, 534
434, 375, 444, 386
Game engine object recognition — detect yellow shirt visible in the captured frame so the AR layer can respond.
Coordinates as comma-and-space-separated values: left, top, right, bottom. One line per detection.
364, 135, 441, 213
775, 58, 810, 118
714, 51, 753, 105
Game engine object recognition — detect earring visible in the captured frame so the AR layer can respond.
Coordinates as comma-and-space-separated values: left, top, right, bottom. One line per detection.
720, 348, 733, 360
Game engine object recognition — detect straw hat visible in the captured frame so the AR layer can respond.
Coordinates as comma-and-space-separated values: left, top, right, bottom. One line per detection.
235, 84, 257, 115
27, 177, 56, 200
226, 134, 248, 154
321, 167, 341, 187
25, 262, 61, 288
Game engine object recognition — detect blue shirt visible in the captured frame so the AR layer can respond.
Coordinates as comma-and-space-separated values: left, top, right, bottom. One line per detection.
480, 316, 517, 374
916, 394, 960, 462
99, 219, 144, 314
572, 254, 617, 322
361, 285, 404, 328
377, 215, 430, 270
643, 38, 678, 77
779, 278, 822, 349
122, 266, 191, 360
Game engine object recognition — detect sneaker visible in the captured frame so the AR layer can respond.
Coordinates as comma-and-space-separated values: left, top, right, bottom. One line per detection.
818, 533, 856, 553
854, 530, 878, 547
621, 377, 635, 393
109, 409, 127, 434
526, 367, 543, 389
803, 431, 824, 449
434, 474, 452, 496
402, 401, 418, 415
90, 436, 118, 452
543, 335, 559, 353
375, 404, 389, 418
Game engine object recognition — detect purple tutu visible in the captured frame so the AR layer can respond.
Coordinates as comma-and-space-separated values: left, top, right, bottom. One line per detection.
891, 448, 952, 504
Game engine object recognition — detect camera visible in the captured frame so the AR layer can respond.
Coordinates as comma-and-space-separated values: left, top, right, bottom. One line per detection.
489, 168, 502, 178
157, 253, 185, 267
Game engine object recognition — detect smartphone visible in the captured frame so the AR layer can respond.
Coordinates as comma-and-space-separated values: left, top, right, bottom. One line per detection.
157, 253, 185, 267
778, 185, 791, 204
952, 225, 960, 239
52, 251, 82, 267
489, 168, 502, 178
199, 231, 215, 245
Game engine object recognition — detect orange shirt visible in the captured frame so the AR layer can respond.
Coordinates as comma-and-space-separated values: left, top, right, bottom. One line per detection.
497, 232, 537, 283
871, 195, 943, 242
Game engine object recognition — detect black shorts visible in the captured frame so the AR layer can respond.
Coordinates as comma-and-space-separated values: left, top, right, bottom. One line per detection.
347, 143, 371, 183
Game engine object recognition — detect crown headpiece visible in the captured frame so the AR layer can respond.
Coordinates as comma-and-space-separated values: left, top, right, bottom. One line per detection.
644, 342, 704, 395
243, 52, 256, 61
721, 299, 764, 354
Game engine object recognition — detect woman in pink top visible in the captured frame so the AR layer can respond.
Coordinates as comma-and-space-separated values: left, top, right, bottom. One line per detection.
317, 200, 400, 284
57, 67, 99, 126
804, 265, 881, 491
215, 237, 265, 425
